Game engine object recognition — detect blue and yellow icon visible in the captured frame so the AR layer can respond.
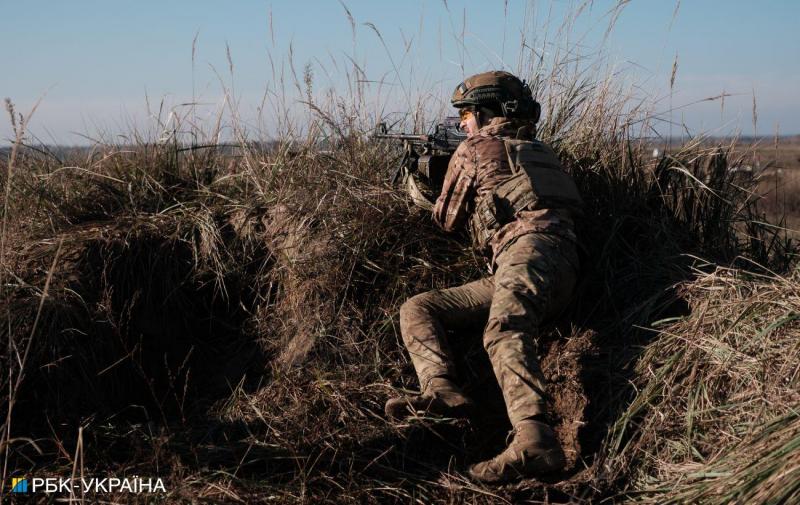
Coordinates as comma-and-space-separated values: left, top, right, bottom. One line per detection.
11, 477, 29, 493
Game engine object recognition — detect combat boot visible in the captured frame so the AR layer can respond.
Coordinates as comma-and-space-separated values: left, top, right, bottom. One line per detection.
385, 377, 475, 420
467, 419, 565, 483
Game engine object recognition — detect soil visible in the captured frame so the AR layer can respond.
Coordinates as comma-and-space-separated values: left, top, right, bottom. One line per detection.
540, 329, 598, 471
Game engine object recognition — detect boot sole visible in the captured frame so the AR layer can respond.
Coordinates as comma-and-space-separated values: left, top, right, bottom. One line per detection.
385, 398, 476, 420
467, 449, 566, 484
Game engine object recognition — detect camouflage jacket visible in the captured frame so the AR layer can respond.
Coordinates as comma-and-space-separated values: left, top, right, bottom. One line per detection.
432, 117, 577, 268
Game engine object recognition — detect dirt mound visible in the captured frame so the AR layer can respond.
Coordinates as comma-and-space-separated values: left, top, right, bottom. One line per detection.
541, 329, 597, 471
5, 213, 269, 430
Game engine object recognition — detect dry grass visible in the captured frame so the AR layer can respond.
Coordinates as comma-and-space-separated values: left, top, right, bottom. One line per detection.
2, 113, 796, 504
2, 2, 799, 503
756, 166, 800, 236
607, 267, 800, 503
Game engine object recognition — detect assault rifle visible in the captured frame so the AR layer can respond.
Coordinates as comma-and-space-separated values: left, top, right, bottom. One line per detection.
374, 117, 466, 208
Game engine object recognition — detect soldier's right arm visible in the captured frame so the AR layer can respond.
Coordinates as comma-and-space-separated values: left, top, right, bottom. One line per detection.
433, 142, 475, 231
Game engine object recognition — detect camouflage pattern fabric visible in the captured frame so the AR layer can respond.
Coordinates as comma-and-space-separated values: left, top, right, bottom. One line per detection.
399, 232, 578, 425
432, 117, 576, 265
401, 116, 581, 425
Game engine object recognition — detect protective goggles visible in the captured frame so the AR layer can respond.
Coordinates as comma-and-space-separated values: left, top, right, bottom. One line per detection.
458, 108, 475, 121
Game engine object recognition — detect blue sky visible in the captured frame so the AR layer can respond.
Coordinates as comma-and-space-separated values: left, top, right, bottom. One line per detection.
2, 0, 798, 144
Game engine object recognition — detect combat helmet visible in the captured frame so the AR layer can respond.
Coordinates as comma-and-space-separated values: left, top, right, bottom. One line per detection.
451, 71, 540, 122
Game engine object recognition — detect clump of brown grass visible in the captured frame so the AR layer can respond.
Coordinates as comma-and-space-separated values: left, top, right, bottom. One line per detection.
605, 267, 800, 503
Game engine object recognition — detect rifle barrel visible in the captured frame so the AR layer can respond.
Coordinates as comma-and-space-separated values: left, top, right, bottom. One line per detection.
374, 133, 430, 142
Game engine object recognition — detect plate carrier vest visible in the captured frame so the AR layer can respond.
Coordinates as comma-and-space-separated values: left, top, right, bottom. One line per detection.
469, 139, 583, 250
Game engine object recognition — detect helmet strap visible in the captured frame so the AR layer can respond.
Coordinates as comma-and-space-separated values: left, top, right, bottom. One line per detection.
476, 106, 499, 128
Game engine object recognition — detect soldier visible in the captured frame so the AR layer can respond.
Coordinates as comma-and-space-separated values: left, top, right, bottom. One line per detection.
385, 71, 583, 483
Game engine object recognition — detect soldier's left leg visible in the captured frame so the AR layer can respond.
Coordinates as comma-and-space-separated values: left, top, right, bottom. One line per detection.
385, 277, 495, 420
483, 233, 577, 424
469, 232, 578, 482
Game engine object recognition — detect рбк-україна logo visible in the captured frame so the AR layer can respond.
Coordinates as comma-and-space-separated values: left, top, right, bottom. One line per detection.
11, 477, 29, 493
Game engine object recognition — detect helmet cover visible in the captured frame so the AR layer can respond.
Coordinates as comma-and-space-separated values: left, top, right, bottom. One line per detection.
451, 71, 540, 122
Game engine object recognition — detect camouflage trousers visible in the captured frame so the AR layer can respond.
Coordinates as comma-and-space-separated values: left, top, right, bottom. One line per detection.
399, 232, 579, 426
